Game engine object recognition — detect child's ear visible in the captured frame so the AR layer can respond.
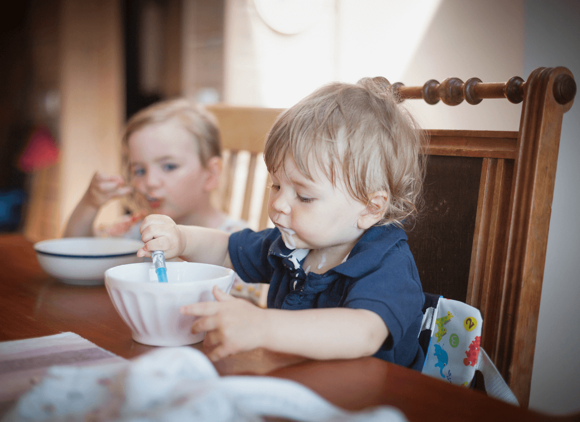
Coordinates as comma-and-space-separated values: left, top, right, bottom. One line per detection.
203, 156, 222, 191
357, 191, 388, 230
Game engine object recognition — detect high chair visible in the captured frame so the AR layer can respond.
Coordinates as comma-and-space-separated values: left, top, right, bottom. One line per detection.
206, 67, 576, 407
396, 67, 576, 408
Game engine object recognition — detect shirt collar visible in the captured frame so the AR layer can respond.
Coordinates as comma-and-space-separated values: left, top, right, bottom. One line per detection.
328, 224, 408, 278
268, 225, 407, 278
268, 232, 309, 268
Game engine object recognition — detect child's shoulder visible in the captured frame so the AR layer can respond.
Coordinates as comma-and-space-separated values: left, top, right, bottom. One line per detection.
95, 210, 147, 239
364, 224, 409, 249
345, 224, 414, 274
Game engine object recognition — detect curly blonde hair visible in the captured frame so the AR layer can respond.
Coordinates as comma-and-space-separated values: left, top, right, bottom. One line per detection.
264, 77, 427, 227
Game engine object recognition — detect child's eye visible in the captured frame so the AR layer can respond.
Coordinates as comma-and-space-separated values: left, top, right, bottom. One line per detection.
162, 163, 178, 172
270, 184, 280, 191
298, 195, 314, 203
132, 168, 145, 177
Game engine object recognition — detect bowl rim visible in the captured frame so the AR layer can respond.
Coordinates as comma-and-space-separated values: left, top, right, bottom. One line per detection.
34, 237, 143, 259
104, 261, 234, 286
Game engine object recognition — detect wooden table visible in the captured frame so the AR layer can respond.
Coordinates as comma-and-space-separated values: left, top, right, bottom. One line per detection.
0, 234, 567, 421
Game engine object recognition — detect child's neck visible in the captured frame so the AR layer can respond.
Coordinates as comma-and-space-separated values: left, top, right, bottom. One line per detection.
303, 236, 360, 275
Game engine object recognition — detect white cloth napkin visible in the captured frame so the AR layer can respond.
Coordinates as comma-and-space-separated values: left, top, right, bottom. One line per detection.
3, 347, 407, 422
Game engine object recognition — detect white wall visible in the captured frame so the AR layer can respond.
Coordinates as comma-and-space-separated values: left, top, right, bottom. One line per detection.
525, 0, 580, 415
224, 0, 337, 107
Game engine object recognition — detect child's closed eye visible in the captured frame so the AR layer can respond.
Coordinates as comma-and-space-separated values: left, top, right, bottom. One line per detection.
297, 195, 314, 203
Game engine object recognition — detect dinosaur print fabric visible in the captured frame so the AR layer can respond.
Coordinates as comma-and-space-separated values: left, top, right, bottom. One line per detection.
420, 297, 482, 387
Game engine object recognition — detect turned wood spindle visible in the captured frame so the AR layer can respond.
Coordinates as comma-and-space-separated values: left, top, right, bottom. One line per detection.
463, 78, 483, 105
504, 76, 525, 104
438, 77, 465, 106
553, 73, 577, 105
390, 71, 575, 107
391, 82, 405, 103
422, 79, 440, 105
391, 74, 531, 105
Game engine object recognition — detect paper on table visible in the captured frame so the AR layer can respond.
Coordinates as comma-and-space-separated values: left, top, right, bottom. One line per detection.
3, 347, 408, 422
0, 332, 126, 418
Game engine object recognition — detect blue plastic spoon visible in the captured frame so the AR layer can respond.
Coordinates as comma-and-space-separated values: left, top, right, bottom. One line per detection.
152, 250, 168, 283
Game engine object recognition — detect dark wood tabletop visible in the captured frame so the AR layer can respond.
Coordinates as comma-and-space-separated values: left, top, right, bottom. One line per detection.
0, 234, 569, 421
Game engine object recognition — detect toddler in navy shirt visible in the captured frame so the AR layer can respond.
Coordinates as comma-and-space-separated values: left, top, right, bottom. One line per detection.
138, 77, 427, 369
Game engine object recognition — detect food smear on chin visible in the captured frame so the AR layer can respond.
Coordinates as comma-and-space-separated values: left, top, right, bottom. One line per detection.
279, 227, 296, 250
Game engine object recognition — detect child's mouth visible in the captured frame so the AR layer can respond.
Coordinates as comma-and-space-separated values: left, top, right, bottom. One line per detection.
146, 195, 163, 209
276, 225, 296, 250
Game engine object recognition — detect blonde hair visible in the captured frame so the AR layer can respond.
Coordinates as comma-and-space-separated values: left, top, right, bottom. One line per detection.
264, 77, 427, 227
121, 98, 221, 211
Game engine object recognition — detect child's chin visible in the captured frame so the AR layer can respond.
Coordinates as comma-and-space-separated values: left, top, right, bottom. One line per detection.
151, 206, 171, 217
291, 239, 312, 250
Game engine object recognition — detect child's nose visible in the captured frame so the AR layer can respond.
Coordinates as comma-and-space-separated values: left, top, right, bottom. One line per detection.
145, 169, 163, 188
271, 192, 291, 215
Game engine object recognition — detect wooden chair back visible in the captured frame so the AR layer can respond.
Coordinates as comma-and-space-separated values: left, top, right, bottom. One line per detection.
206, 104, 283, 231
397, 67, 576, 407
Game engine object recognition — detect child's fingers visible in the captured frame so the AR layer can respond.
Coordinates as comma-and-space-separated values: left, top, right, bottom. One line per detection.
140, 223, 173, 244
136, 247, 150, 258
94, 171, 123, 182
141, 237, 171, 254
203, 332, 225, 360
202, 332, 218, 353
207, 344, 230, 362
91, 174, 126, 192
180, 301, 221, 316
213, 285, 234, 302
112, 186, 133, 198
95, 180, 122, 193
139, 215, 174, 234
191, 315, 217, 334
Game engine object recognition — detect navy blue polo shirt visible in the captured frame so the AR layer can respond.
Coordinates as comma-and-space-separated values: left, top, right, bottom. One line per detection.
228, 224, 425, 370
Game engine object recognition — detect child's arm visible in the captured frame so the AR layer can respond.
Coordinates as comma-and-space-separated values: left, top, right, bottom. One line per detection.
138, 214, 232, 268
63, 172, 133, 237
181, 286, 389, 361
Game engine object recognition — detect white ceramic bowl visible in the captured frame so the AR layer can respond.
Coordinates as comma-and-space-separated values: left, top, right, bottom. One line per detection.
105, 262, 235, 347
34, 237, 144, 286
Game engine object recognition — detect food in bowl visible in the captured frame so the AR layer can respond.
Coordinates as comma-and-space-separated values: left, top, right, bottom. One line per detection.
105, 262, 235, 347
34, 237, 144, 286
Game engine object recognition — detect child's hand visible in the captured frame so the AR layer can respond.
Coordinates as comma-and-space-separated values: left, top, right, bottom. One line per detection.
84, 172, 132, 208
180, 285, 266, 361
138, 214, 185, 259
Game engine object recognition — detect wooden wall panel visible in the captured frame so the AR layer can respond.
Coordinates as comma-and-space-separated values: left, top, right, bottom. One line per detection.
58, 0, 124, 233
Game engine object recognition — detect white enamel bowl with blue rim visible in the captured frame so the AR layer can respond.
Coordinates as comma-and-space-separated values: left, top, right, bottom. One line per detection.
34, 237, 145, 286
105, 262, 234, 347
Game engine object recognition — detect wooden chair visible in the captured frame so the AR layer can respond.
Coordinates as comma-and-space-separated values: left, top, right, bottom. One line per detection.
206, 104, 284, 308
206, 104, 284, 232
206, 67, 576, 407
395, 67, 576, 407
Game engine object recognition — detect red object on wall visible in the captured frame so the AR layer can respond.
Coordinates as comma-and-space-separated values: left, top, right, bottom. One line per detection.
18, 127, 60, 173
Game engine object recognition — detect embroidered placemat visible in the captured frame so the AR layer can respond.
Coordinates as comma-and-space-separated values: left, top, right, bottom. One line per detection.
0, 332, 125, 417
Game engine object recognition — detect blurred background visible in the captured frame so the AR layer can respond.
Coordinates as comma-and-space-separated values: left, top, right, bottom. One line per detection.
0, 0, 578, 415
